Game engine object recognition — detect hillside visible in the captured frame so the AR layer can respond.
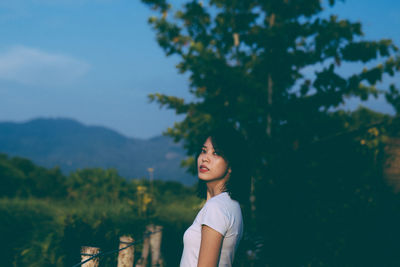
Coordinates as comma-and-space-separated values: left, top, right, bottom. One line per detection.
0, 118, 195, 185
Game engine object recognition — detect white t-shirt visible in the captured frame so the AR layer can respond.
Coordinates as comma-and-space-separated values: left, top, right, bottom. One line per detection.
180, 192, 243, 267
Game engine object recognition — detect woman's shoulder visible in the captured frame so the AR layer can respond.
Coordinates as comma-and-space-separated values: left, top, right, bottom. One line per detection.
205, 192, 240, 213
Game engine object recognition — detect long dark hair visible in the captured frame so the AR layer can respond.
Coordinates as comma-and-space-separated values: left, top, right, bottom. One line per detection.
196, 127, 252, 205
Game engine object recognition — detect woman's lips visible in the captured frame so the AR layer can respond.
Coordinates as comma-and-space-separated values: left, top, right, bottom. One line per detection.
199, 165, 209, 173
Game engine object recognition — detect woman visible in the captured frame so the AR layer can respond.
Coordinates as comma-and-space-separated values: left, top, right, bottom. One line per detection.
180, 128, 250, 267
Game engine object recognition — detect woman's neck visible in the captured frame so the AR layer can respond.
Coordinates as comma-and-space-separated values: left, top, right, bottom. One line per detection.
206, 179, 226, 200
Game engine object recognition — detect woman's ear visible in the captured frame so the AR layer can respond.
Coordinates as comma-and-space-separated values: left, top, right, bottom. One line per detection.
228, 167, 232, 174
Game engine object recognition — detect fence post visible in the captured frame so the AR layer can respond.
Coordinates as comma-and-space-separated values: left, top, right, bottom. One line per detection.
135, 224, 151, 267
150, 225, 163, 267
118, 235, 135, 267
80, 246, 100, 267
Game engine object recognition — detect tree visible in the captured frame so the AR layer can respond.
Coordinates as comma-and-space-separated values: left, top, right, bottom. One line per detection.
141, 0, 400, 265
0, 154, 25, 198
66, 168, 131, 202
142, 0, 399, 162
0, 154, 67, 198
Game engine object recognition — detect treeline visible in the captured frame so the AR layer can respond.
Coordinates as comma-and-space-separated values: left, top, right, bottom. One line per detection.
0, 154, 66, 199
0, 155, 201, 266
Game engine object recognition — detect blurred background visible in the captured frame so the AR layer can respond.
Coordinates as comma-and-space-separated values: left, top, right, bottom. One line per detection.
1, 0, 400, 266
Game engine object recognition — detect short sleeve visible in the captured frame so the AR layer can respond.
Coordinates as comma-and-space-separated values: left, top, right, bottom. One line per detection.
199, 200, 230, 236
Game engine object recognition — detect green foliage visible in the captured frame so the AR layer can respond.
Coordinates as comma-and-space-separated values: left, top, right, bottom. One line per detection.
0, 154, 202, 266
66, 168, 133, 202
257, 121, 400, 266
0, 154, 25, 197
0, 198, 64, 267
0, 198, 150, 267
0, 154, 66, 198
386, 84, 400, 113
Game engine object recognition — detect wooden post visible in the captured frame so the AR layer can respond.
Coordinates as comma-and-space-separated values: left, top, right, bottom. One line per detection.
135, 225, 152, 267
150, 225, 163, 267
80, 246, 100, 267
118, 235, 135, 267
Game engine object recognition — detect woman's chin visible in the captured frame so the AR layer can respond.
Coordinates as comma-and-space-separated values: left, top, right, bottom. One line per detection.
197, 174, 207, 181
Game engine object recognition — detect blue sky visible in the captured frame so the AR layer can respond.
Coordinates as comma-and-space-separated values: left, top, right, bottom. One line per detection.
0, 0, 399, 139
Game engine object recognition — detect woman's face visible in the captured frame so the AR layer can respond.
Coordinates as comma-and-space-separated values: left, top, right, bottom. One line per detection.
197, 137, 231, 182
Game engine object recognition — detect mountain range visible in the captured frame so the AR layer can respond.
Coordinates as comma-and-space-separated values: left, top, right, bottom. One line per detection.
0, 118, 196, 185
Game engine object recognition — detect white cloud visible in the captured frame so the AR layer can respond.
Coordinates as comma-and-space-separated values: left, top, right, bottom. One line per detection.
0, 45, 90, 87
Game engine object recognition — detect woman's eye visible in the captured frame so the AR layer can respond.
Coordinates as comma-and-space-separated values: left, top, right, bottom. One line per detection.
201, 149, 206, 153
212, 151, 218, 156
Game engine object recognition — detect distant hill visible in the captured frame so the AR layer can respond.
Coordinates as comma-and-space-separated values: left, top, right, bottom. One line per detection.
0, 118, 196, 185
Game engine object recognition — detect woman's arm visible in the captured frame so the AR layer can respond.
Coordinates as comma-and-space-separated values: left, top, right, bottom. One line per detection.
197, 225, 223, 267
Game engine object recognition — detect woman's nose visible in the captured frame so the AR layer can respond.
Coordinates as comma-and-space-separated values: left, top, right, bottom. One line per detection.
202, 155, 209, 162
